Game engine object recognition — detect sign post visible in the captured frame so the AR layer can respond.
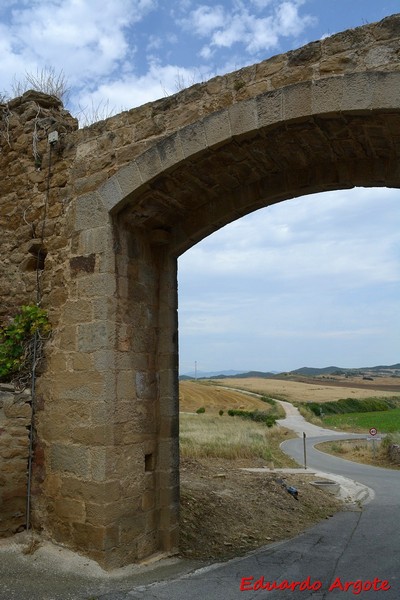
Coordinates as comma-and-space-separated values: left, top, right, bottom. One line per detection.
303, 432, 307, 469
368, 427, 378, 460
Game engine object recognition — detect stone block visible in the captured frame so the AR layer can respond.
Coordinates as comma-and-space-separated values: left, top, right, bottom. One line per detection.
283, 81, 312, 121
77, 320, 116, 352
178, 121, 208, 158
115, 161, 143, 201
257, 90, 284, 133
71, 522, 119, 551
203, 110, 232, 147
85, 497, 141, 527
69, 352, 94, 371
70, 425, 113, 446
3, 399, 31, 420
370, 72, 400, 109
51, 444, 90, 478
156, 132, 184, 170
54, 498, 86, 522
61, 300, 93, 324
98, 176, 123, 213
93, 350, 131, 372
228, 99, 257, 136
76, 272, 117, 298
141, 490, 155, 511
89, 447, 108, 481
73, 193, 110, 232
78, 226, 114, 255
311, 76, 343, 115
116, 370, 136, 399
159, 525, 179, 554
61, 477, 121, 503
59, 325, 78, 351
135, 147, 162, 183
341, 72, 373, 111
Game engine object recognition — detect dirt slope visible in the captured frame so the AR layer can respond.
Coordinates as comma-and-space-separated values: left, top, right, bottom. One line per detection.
180, 457, 343, 560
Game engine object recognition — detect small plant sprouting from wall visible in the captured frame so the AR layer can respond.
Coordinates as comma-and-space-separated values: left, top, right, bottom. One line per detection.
0, 305, 51, 388
233, 79, 245, 91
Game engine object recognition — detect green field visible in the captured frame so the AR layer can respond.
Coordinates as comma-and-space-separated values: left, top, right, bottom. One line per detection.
324, 408, 400, 433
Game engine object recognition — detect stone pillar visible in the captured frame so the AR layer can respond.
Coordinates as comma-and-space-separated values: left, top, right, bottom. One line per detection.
34, 193, 179, 568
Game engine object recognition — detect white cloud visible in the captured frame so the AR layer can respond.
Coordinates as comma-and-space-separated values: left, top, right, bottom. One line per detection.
0, 0, 157, 96
179, 188, 400, 288
189, 5, 226, 36
181, 0, 315, 56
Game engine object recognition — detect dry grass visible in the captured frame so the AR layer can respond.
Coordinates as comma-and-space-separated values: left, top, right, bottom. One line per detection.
316, 439, 400, 470
180, 412, 297, 466
179, 380, 277, 413
214, 377, 399, 404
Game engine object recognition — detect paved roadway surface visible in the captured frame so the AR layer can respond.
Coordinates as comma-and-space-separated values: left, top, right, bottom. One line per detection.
1, 404, 399, 600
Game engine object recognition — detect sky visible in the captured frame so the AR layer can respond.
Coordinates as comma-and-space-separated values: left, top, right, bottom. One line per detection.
1, 0, 399, 373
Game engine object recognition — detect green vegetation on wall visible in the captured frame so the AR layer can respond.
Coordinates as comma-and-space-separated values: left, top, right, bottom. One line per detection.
0, 304, 51, 382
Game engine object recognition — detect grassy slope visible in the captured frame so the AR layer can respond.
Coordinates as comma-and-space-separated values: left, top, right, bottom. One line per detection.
324, 408, 400, 432
179, 380, 296, 466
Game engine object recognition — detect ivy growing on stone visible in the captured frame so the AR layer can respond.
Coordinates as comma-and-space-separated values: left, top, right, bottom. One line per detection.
0, 304, 51, 383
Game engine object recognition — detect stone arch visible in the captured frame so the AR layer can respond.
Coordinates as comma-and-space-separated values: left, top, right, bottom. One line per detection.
32, 19, 400, 570
96, 71, 400, 256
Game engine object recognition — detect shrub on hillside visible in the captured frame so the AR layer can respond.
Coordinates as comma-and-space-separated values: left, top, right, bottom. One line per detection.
227, 409, 276, 427
307, 397, 399, 417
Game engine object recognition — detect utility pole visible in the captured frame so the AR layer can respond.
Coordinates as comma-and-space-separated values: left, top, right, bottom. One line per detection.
195, 361, 197, 380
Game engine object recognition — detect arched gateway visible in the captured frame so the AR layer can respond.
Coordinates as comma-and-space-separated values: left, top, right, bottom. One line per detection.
1, 15, 399, 569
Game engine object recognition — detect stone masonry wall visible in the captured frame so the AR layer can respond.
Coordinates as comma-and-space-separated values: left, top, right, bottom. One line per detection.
0, 384, 32, 537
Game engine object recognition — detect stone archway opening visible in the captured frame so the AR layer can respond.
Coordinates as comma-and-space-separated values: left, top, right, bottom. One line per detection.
177, 186, 400, 376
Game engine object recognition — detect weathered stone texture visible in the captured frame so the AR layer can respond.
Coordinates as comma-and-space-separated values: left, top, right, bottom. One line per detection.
0, 385, 31, 537
0, 15, 399, 569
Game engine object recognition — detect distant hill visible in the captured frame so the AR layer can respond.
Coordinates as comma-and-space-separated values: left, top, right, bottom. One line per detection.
289, 366, 343, 376
179, 363, 399, 381
207, 370, 277, 380
179, 369, 280, 380
180, 369, 248, 380
288, 364, 400, 377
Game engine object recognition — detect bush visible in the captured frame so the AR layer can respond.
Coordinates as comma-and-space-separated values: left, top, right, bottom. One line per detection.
261, 395, 276, 406
0, 305, 51, 381
306, 397, 399, 417
196, 407, 206, 414
219, 409, 224, 416
227, 408, 276, 428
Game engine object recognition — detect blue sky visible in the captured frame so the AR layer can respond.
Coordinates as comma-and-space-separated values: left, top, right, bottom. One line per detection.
1, 1, 399, 373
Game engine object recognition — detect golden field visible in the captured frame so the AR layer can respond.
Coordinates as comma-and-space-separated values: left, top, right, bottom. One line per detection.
210, 377, 400, 403
179, 380, 271, 413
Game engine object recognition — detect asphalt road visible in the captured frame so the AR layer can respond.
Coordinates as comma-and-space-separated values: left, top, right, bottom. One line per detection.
1, 410, 399, 600
96, 436, 398, 600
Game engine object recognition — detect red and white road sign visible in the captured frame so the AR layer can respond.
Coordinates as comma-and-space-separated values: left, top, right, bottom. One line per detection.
369, 427, 377, 436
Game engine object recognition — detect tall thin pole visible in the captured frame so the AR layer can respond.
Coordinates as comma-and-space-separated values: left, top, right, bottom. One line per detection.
194, 361, 197, 380
303, 432, 307, 469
